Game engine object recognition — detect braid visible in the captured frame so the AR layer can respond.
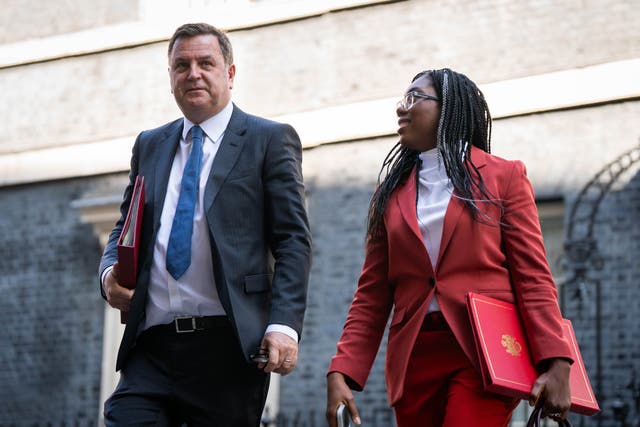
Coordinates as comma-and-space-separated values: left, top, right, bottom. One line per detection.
367, 144, 419, 239
367, 68, 503, 240
427, 68, 501, 223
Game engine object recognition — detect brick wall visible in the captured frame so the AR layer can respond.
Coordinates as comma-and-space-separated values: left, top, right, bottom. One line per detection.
0, 178, 106, 426
562, 166, 640, 426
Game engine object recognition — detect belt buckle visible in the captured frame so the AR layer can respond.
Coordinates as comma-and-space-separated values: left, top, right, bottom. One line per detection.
174, 316, 197, 333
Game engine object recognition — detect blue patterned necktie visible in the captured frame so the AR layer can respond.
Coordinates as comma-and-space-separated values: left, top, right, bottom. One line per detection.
166, 125, 204, 280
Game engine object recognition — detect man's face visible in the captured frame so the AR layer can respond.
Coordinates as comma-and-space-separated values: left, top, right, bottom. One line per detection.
169, 34, 235, 124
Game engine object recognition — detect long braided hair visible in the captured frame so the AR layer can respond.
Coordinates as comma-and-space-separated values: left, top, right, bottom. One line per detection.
367, 68, 502, 239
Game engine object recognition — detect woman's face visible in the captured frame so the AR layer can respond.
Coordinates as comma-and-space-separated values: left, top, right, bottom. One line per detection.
396, 75, 441, 152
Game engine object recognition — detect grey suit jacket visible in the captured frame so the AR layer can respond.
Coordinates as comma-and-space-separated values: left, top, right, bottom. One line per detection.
99, 105, 312, 371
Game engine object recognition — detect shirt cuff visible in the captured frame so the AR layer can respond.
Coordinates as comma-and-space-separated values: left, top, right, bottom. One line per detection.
265, 324, 299, 342
101, 265, 114, 291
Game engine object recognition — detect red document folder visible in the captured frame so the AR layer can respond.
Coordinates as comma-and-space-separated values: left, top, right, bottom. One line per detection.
466, 292, 599, 415
117, 175, 145, 324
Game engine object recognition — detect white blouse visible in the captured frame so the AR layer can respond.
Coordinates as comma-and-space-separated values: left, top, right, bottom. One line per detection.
417, 148, 453, 312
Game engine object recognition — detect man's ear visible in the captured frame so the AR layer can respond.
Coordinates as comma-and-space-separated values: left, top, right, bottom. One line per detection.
168, 67, 173, 93
227, 64, 236, 89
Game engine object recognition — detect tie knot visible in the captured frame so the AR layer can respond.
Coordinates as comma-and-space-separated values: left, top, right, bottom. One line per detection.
190, 125, 203, 142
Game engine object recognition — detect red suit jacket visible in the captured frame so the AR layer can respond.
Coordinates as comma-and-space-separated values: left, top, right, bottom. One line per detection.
328, 147, 572, 406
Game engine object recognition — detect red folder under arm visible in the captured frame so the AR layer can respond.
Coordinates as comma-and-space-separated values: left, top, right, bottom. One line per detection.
117, 175, 145, 324
466, 292, 599, 416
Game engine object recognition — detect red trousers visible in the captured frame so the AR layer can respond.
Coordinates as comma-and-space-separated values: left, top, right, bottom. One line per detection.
393, 326, 519, 427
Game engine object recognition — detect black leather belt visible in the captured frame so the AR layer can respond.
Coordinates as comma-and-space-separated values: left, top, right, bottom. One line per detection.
171, 316, 228, 333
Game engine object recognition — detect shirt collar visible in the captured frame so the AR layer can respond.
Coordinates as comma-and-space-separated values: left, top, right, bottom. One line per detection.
418, 147, 449, 181
419, 148, 445, 168
181, 101, 234, 143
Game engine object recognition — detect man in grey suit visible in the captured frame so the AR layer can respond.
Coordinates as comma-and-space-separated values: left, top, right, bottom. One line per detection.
99, 22, 311, 426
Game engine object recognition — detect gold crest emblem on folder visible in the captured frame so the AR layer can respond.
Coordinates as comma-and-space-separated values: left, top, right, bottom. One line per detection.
501, 334, 522, 356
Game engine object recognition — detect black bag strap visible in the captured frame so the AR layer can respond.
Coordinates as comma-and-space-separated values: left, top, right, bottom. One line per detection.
526, 404, 573, 427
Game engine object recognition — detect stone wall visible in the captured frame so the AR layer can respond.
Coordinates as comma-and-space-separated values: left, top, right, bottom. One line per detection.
2, 0, 640, 153
0, 0, 137, 44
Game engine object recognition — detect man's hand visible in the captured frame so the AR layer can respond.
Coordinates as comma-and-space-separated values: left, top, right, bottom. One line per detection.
103, 262, 134, 312
530, 358, 572, 421
258, 331, 298, 376
326, 372, 361, 426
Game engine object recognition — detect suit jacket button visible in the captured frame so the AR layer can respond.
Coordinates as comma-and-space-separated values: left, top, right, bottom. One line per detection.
428, 277, 435, 287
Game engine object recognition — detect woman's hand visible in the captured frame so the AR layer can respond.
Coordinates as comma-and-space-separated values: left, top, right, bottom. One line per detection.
530, 358, 572, 421
326, 372, 361, 426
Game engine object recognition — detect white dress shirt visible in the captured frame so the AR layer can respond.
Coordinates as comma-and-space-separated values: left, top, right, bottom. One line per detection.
417, 148, 453, 313
144, 103, 232, 329
104, 101, 297, 341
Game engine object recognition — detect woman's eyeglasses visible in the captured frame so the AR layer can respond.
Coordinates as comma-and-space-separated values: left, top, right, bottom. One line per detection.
397, 91, 440, 110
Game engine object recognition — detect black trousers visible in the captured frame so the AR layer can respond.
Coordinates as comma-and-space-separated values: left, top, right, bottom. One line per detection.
104, 319, 269, 427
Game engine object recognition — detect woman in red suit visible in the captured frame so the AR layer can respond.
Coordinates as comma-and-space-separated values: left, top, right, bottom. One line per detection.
326, 69, 573, 427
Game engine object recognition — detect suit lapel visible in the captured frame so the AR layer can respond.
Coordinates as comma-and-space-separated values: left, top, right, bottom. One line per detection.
124, 119, 181, 347
395, 166, 434, 276
436, 146, 487, 270
203, 105, 248, 211
437, 192, 464, 269
152, 120, 183, 229
396, 166, 424, 245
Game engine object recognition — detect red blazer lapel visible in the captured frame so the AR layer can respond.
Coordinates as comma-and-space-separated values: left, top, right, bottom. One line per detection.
437, 195, 464, 270
394, 166, 435, 278
396, 166, 424, 247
